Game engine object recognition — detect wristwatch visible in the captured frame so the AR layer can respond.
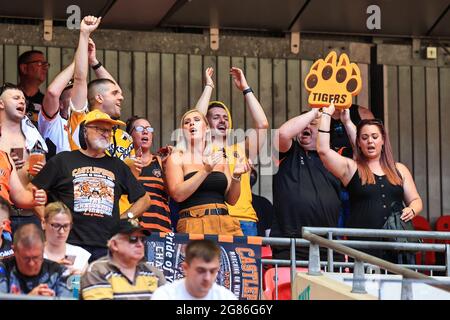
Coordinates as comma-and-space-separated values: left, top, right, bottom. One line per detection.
127, 212, 135, 219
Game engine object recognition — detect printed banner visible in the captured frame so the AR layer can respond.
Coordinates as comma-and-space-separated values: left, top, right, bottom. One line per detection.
145, 232, 262, 300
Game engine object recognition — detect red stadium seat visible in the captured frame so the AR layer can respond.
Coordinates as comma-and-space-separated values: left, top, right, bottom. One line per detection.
261, 245, 272, 259
435, 216, 450, 244
412, 216, 436, 268
263, 267, 307, 300
275, 282, 292, 300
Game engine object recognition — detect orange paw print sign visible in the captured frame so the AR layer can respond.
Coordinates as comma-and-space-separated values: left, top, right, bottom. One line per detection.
304, 51, 362, 109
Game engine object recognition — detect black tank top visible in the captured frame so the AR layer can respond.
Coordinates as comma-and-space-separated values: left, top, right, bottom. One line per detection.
179, 171, 228, 210
346, 170, 404, 229
330, 104, 362, 158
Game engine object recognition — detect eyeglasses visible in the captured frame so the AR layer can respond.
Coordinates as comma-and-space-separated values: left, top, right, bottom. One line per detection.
50, 223, 72, 232
20, 255, 43, 264
85, 125, 112, 135
131, 126, 154, 134
24, 60, 50, 68
127, 235, 146, 244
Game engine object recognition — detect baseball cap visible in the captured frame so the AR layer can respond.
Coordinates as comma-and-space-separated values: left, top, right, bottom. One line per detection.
84, 109, 126, 127
113, 219, 150, 237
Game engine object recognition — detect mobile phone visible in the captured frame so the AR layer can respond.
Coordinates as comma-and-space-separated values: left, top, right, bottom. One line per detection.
65, 255, 76, 264
10, 148, 24, 160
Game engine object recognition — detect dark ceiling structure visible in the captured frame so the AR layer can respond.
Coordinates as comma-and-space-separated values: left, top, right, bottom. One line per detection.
0, 0, 448, 39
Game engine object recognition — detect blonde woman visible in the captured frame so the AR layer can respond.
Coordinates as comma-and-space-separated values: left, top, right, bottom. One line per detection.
42, 202, 91, 274
165, 110, 249, 235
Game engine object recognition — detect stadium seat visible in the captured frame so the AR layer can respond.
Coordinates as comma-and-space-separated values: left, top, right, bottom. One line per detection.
435, 216, 450, 244
412, 216, 436, 268
261, 245, 272, 260
263, 267, 307, 300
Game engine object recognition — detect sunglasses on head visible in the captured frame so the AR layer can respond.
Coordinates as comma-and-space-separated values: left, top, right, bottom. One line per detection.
127, 235, 146, 244
359, 118, 384, 126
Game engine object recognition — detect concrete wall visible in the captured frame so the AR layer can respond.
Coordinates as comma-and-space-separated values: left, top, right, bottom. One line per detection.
1, 23, 449, 225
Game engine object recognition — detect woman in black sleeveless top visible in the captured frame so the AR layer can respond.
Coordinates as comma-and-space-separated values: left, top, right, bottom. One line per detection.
317, 103, 423, 257
165, 110, 249, 235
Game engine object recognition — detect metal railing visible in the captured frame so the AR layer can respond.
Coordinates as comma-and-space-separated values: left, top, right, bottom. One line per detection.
259, 227, 450, 300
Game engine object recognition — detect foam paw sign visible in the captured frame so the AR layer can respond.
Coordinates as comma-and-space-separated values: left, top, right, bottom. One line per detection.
304, 51, 362, 109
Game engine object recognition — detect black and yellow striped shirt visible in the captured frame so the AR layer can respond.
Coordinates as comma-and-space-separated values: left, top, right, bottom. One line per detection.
138, 157, 172, 233
81, 256, 166, 300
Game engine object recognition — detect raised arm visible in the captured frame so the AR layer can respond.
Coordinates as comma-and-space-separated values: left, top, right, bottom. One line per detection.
274, 108, 319, 153
231, 67, 268, 130
43, 62, 74, 118
165, 151, 222, 202
88, 38, 121, 90
317, 103, 355, 186
230, 67, 269, 160
195, 67, 214, 115
397, 162, 423, 222
71, 16, 101, 111
339, 108, 357, 155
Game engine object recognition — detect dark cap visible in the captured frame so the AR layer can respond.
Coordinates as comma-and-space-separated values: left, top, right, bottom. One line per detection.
114, 219, 151, 237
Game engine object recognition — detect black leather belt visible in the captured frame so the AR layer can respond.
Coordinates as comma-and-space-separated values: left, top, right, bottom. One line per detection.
179, 207, 228, 219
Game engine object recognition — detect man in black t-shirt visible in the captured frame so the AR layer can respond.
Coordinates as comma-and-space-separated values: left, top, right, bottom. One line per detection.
17, 50, 48, 126
272, 109, 341, 260
249, 168, 273, 237
31, 110, 150, 262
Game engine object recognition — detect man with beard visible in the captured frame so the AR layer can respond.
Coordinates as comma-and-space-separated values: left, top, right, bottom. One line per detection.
30, 110, 150, 262
68, 16, 133, 161
271, 109, 342, 261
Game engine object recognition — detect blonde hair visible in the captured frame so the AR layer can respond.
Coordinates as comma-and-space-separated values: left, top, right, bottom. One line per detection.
44, 201, 72, 223
174, 109, 212, 156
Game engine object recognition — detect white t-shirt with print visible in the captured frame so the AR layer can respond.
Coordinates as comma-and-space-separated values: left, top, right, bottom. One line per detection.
151, 278, 237, 300
44, 243, 91, 273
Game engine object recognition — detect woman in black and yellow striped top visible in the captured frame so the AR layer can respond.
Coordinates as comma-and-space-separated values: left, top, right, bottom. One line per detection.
126, 116, 172, 233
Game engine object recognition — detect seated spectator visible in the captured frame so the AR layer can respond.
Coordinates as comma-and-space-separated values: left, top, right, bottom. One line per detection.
152, 239, 237, 300
124, 116, 172, 233
0, 224, 72, 297
249, 167, 273, 237
42, 202, 91, 274
165, 110, 249, 235
0, 197, 14, 261
81, 219, 165, 300
31, 110, 150, 262
17, 50, 48, 126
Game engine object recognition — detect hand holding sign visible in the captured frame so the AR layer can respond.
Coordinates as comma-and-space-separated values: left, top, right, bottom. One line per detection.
305, 51, 362, 109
